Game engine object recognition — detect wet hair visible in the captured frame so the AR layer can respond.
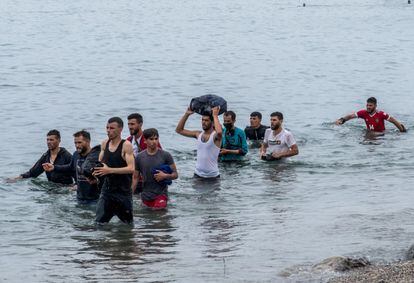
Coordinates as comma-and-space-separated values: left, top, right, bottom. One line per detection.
107, 117, 124, 128
73, 130, 91, 141
250, 111, 262, 120
47, 129, 61, 139
202, 114, 214, 122
127, 113, 143, 124
224, 111, 236, 121
270, 112, 284, 120
143, 128, 159, 139
367, 97, 377, 104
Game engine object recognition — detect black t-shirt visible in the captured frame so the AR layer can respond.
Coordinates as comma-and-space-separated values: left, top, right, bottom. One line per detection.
244, 125, 269, 140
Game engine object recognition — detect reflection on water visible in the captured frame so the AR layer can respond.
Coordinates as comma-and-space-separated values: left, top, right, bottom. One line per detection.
1, 0, 414, 281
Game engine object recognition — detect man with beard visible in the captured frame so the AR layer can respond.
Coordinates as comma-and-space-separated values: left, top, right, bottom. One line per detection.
260, 112, 299, 161
93, 117, 135, 224
8, 129, 73, 184
335, 97, 406, 133
126, 113, 162, 157
43, 130, 101, 203
176, 106, 222, 179
220, 111, 248, 161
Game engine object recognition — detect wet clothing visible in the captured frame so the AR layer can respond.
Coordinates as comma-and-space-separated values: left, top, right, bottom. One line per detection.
96, 139, 133, 224
142, 194, 168, 209
355, 110, 390, 132
20, 147, 73, 185
96, 194, 133, 224
126, 134, 161, 194
263, 128, 296, 155
126, 134, 162, 158
194, 131, 220, 178
244, 124, 269, 141
53, 145, 101, 201
135, 149, 175, 202
221, 127, 248, 161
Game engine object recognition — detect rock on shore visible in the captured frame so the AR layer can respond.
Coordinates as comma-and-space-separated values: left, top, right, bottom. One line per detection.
329, 260, 414, 283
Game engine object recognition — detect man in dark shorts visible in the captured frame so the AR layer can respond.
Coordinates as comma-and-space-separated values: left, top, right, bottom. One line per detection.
244, 111, 269, 141
8, 129, 73, 184
43, 130, 101, 203
93, 117, 135, 224
133, 128, 178, 210
335, 97, 406, 133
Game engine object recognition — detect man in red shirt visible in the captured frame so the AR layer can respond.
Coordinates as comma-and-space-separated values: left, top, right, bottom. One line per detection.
336, 97, 406, 133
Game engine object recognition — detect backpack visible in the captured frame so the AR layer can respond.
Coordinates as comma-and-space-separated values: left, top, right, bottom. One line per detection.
190, 94, 227, 116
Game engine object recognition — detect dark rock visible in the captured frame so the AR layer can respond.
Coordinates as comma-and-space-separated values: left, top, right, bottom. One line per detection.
313, 256, 371, 272
406, 244, 414, 260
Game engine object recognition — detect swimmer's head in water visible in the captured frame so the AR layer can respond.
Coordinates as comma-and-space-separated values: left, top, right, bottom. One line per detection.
270, 112, 283, 131
201, 115, 214, 131
46, 129, 61, 150
366, 97, 377, 114
250, 111, 262, 128
106, 117, 123, 140
143, 128, 159, 150
127, 113, 143, 136
73, 130, 91, 155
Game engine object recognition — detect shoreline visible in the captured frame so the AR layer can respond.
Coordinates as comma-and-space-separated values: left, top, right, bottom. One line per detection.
329, 260, 414, 283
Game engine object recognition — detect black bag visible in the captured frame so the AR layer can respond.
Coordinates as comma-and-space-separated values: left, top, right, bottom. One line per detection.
190, 95, 227, 116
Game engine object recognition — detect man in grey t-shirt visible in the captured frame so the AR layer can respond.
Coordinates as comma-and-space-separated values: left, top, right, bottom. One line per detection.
133, 128, 178, 209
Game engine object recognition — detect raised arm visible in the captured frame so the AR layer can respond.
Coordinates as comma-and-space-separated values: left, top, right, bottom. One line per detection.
212, 106, 222, 147
335, 113, 357, 125
388, 116, 406, 132
176, 107, 200, 138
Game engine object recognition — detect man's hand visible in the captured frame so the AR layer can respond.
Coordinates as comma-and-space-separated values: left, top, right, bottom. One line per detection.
5, 176, 22, 183
42, 163, 54, 172
92, 163, 112, 176
154, 170, 169, 182
220, 149, 230, 155
212, 106, 220, 116
335, 118, 346, 125
271, 152, 283, 160
185, 107, 194, 116
69, 185, 78, 191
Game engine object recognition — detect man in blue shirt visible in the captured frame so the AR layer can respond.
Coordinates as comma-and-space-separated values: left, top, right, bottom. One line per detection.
220, 111, 248, 161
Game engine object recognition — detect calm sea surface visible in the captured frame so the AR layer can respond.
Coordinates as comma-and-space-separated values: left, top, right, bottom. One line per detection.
1, 0, 414, 281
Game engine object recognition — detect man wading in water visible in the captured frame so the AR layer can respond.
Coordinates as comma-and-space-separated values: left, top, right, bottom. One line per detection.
335, 97, 406, 133
176, 106, 222, 179
8, 129, 73, 185
93, 117, 135, 224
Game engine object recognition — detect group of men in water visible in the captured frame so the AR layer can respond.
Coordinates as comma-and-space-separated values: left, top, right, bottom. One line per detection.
8, 97, 406, 225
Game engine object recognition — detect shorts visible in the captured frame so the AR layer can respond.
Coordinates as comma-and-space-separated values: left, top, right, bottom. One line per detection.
193, 173, 220, 179
95, 194, 133, 224
142, 194, 168, 210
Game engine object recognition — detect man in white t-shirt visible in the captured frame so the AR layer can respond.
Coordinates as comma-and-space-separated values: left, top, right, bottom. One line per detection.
260, 112, 299, 161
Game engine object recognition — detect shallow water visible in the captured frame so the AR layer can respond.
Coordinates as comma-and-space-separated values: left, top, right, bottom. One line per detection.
1, 0, 414, 281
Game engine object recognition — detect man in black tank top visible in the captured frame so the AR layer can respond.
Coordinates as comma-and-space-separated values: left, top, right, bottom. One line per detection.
93, 117, 135, 224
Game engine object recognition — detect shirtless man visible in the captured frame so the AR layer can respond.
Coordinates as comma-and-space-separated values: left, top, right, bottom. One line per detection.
176, 106, 222, 179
